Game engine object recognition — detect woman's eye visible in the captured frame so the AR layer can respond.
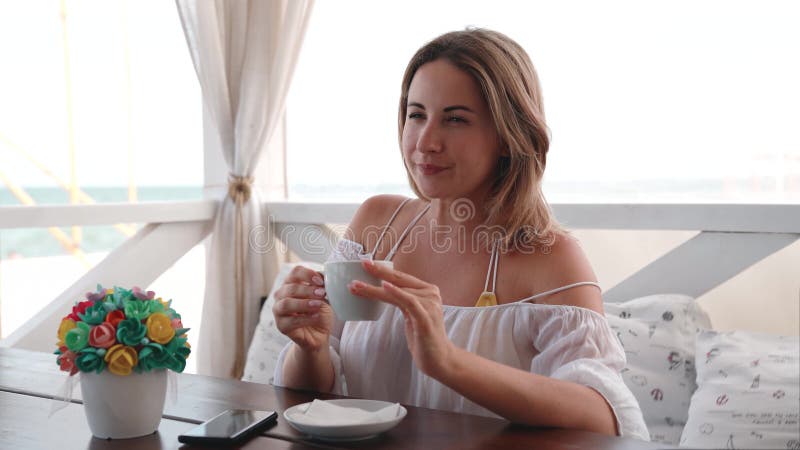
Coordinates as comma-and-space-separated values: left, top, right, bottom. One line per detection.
408, 112, 424, 119
447, 115, 467, 123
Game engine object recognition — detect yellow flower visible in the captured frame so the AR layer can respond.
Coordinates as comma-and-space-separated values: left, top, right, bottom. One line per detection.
104, 344, 138, 376
57, 318, 76, 347
106, 288, 114, 295
146, 312, 175, 344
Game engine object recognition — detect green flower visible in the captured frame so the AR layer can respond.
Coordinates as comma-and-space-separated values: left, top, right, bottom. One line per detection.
165, 354, 186, 373
123, 299, 154, 321
65, 322, 90, 352
116, 318, 147, 346
108, 287, 134, 309
75, 348, 106, 373
150, 301, 166, 314
77, 301, 107, 325
137, 338, 189, 373
138, 342, 167, 371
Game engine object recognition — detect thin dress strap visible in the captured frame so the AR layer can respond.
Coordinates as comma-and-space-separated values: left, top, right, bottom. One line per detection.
476, 239, 500, 307
519, 281, 601, 303
369, 198, 412, 259
385, 203, 431, 261
482, 239, 500, 293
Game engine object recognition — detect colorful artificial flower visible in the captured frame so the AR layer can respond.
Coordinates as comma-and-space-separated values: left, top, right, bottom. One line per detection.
116, 317, 147, 346
76, 348, 106, 373
78, 301, 108, 325
105, 344, 138, 376
88, 322, 116, 348
146, 313, 175, 345
67, 300, 93, 322
124, 299, 154, 321
54, 286, 190, 377
57, 349, 79, 375
65, 322, 91, 352
57, 318, 77, 347
132, 286, 156, 301
105, 310, 125, 327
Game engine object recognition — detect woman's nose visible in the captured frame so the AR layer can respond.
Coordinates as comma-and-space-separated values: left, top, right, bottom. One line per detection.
417, 122, 443, 153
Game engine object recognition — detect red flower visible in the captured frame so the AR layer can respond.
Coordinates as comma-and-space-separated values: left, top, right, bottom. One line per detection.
67, 300, 94, 322
105, 310, 125, 327
57, 350, 79, 375
89, 322, 117, 348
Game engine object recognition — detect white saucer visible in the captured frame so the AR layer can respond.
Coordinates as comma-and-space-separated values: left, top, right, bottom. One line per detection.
283, 399, 407, 441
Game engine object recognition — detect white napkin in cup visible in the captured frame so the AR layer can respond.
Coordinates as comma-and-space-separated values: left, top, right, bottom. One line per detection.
287, 399, 401, 426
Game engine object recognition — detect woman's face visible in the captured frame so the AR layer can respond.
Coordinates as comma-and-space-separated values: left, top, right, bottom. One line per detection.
402, 59, 503, 202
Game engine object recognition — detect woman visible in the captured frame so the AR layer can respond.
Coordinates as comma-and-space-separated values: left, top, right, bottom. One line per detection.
272, 28, 649, 440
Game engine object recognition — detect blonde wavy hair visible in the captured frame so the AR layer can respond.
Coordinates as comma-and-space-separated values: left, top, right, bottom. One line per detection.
398, 28, 567, 252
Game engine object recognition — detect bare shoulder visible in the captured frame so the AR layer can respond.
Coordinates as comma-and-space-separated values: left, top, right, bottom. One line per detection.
520, 233, 604, 314
342, 194, 410, 245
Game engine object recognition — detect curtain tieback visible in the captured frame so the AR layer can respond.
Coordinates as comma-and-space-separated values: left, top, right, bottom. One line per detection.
228, 175, 254, 204
228, 174, 253, 379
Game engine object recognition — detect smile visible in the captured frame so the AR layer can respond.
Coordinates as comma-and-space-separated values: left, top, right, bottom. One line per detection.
417, 164, 450, 175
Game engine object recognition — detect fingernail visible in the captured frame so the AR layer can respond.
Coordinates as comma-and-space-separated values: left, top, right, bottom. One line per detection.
349, 280, 364, 290
312, 275, 324, 286
310, 312, 320, 318
308, 300, 322, 308
314, 288, 326, 297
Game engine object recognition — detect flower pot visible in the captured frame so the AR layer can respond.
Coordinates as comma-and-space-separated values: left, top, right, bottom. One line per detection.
80, 369, 167, 439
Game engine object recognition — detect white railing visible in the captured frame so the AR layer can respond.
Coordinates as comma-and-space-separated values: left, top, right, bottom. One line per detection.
273, 202, 800, 303
1, 201, 798, 351
0, 200, 217, 349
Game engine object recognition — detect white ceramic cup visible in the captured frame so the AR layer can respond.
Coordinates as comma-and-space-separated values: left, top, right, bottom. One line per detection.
323, 260, 393, 321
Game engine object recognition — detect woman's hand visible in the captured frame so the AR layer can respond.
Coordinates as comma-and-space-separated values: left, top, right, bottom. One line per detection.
273, 265, 335, 353
349, 260, 456, 378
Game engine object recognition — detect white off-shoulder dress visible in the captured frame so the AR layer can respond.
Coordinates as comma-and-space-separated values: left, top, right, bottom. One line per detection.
274, 199, 650, 441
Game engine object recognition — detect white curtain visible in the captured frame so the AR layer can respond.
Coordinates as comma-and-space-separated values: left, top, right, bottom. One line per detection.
176, 0, 314, 378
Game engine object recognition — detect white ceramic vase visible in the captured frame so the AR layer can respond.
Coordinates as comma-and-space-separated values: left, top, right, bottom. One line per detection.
80, 369, 167, 439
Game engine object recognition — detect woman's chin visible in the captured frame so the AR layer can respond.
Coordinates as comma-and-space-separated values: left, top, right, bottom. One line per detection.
415, 185, 449, 200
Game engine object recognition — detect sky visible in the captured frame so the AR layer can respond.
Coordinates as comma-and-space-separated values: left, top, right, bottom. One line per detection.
0, 0, 798, 193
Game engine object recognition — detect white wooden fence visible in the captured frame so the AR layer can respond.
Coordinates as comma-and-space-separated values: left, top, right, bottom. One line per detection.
1, 201, 798, 351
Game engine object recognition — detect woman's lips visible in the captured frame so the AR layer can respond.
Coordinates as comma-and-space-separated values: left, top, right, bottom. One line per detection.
417, 164, 450, 175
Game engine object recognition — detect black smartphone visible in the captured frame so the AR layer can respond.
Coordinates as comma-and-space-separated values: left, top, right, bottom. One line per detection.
178, 409, 278, 446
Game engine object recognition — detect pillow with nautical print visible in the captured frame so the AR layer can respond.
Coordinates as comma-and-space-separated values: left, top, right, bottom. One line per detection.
242, 261, 323, 384
680, 329, 799, 449
604, 294, 712, 445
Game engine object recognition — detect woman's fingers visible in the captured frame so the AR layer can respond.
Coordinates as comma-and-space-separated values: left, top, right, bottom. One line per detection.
349, 280, 429, 320
362, 260, 427, 289
275, 282, 326, 301
273, 297, 325, 317
284, 265, 325, 287
275, 313, 324, 337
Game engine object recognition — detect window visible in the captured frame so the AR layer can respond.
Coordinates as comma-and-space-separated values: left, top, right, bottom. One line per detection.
0, 0, 202, 206
0, 1, 203, 343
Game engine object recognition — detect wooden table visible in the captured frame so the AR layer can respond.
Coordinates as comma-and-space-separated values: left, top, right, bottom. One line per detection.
0, 348, 668, 449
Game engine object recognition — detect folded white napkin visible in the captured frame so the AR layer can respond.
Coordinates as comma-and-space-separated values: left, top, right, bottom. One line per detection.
287, 399, 401, 427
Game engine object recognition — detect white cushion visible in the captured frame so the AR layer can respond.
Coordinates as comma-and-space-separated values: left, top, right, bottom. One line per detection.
243, 262, 323, 384
605, 294, 712, 445
680, 329, 799, 449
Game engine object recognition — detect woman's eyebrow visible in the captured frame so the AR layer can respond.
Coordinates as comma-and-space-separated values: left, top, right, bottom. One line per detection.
407, 102, 475, 114
443, 105, 475, 113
